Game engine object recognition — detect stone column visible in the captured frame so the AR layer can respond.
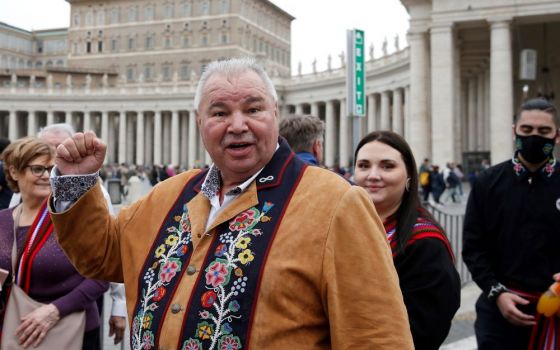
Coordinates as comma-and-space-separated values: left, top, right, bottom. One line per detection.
367, 94, 377, 133
430, 24, 456, 165
467, 77, 477, 151
404, 86, 411, 139
339, 99, 349, 168
380, 91, 390, 130
154, 110, 162, 165
407, 30, 431, 161
8, 110, 17, 141
311, 102, 319, 117
28, 111, 37, 136
118, 111, 126, 164
171, 110, 180, 165
145, 114, 153, 166
484, 70, 491, 150
65, 111, 72, 126
126, 113, 135, 163
278, 104, 288, 119
136, 111, 145, 165
393, 88, 403, 135
180, 112, 188, 167
325, 100, 335, 167
162, 113, 171, 164
84, 111, 92, 132
476, 72, 485, 151
188, 110, 197, 168
490, 19, 514, 162
101, 111, 109, 164
107, 114, 116, 163
47, 110, 54, 126
295, 104, 304, 115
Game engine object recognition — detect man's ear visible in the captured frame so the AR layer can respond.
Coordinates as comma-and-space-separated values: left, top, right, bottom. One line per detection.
512, 123, 517, 141
312, 139, 321, 158
555, 127, 560, 144
196, 111, 201, 128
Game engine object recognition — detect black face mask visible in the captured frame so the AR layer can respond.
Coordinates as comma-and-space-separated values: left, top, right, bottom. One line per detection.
515, 134, 556, 164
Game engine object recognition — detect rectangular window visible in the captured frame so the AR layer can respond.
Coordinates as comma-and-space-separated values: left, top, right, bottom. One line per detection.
165, 37, 172, 48
98, 41, 103, 52
111, 39, 117, 51
162, 66, 171, 80
181, 65, 189, 79
128, 38, 135, 50
126, 68, 134, 81
144, 67, 151, 80
183, 36, 189, 48
145, 36, 153, 49
86, 42, 91, 53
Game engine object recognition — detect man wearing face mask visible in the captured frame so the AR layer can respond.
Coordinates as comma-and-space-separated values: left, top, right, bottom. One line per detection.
463, 97, 560, 349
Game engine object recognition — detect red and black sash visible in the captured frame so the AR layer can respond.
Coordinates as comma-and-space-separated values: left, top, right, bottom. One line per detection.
16, 200, 54, 294
130, 139, 306, 350
384, 214, 455, 261
506, 286, 560, 350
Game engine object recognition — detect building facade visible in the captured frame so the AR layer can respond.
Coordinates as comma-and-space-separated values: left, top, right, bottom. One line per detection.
0, 0, 559, 170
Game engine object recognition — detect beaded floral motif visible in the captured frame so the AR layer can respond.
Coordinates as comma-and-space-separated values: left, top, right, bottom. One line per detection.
181, 201, 274, 350
132, 203, 193, 350
512, 155, 557, 178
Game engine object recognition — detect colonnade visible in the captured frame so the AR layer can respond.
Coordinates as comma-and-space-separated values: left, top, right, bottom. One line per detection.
284, 86, 410, 168
0, 109, 211, 168
407, 18, 514, 165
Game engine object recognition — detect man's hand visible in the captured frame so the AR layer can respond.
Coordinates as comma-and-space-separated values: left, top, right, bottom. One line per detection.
56, 131, 106, 175
496, 292, 536, 327
109, 316, 126, 345
15, 303, 60, 348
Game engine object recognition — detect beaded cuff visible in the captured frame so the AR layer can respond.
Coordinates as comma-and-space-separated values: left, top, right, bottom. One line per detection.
488, 282, 509, 301
51, 172, 99, 202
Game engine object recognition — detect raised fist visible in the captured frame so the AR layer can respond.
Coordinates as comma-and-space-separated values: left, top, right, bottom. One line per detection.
55, 131, 107, 175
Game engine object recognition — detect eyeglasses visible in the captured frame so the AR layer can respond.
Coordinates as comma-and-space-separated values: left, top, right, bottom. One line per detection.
26, 165, 54, 177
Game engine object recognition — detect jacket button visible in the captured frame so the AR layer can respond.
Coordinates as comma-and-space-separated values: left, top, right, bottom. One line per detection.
186, 265, 197, 275
171, 303, 182, 314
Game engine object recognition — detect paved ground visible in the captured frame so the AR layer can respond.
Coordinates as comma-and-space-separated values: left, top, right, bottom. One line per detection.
101, 179, 479, 350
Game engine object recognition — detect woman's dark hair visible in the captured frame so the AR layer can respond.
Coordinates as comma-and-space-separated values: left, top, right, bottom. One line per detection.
354, 130, 444, 255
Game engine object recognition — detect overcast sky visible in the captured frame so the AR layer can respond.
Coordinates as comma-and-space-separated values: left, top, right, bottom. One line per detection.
0, 0, 410, 75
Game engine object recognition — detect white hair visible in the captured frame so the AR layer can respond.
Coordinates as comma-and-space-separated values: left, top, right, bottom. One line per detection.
37, 123, 75, 138
193, 57, 278, 112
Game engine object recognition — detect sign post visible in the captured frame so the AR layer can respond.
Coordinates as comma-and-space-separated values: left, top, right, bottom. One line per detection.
346, 29, 366, 166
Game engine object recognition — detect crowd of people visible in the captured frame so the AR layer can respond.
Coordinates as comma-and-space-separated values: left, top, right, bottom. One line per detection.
0, 57, 557, 350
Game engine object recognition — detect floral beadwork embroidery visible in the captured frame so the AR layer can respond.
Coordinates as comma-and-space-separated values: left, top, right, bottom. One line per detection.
512, 155, 557, 178
132, 204, 193, 350
182, 201, 274, 350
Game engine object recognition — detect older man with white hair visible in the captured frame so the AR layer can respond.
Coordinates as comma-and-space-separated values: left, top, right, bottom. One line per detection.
48, 58, 413, 349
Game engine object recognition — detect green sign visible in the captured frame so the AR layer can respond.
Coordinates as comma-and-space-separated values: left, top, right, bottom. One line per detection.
346, 29, 365, 117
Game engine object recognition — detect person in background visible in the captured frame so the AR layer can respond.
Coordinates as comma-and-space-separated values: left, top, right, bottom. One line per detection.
279, 114, 324, 166
48, 57, 413, 349
0, 138, 12, 209
419, 158, 432, 203
354, 130, 461, 350
430, 165, 445, 205
40, 124, 128, 345
0, 137, 108, 349
463, 98, 560, 349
